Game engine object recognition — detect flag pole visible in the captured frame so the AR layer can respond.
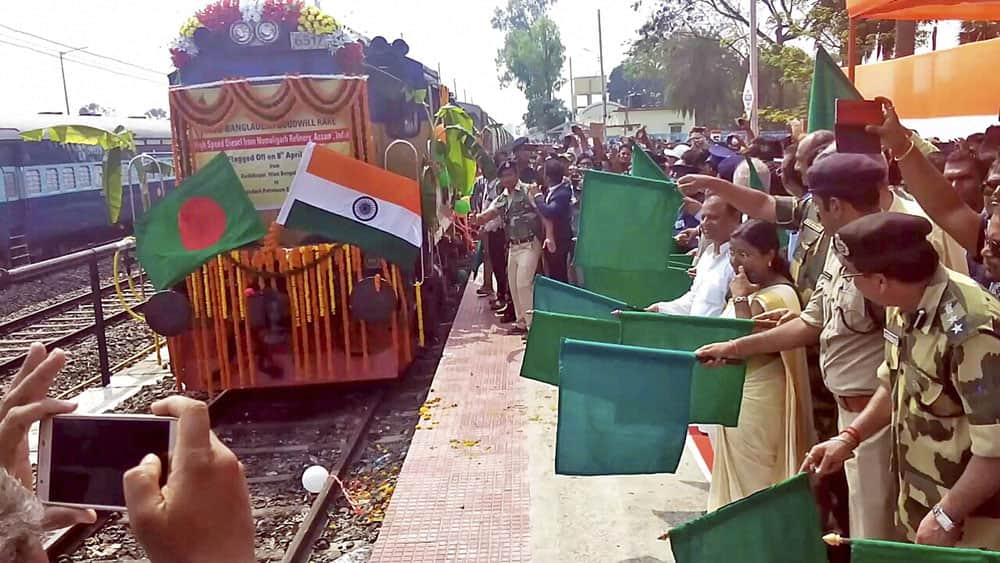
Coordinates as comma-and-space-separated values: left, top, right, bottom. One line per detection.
749, 0, 759, 135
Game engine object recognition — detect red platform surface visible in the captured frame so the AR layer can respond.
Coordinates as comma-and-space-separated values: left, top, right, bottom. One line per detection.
369, 284, 532, 562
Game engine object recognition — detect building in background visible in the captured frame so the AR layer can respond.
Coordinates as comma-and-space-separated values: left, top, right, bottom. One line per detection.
576, 101, 695, 142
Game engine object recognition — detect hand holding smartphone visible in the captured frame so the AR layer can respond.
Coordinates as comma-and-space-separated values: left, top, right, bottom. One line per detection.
835, 99, 884, 154
37, 414, 178, 511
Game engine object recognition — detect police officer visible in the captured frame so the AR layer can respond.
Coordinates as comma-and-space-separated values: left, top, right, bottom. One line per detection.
803, 212, 1000, 549
473, 160, 543, 336
696, 152, 897, 540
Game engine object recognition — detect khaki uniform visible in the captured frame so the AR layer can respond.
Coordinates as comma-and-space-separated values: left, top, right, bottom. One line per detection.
775, 194, 837, 439
487, 184, 542, 328
880, 267, 1000, 548
801, 250, 897, 540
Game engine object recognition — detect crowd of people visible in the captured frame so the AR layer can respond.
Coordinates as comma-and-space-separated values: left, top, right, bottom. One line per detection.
471, 98, 1000, 550
2, 98, 999, 560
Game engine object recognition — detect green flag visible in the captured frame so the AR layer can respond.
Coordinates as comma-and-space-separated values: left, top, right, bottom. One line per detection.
582, 266, 691, 308
136, 154, 266, 289
521, 311, 620, 385
556, 339, 694, 475
669, 473, 827, 563
533, 275, 630, 317
631, 148, 670, 182
618, 311, 753, 426
852, 539, 1000, 562
574, 170, 681, 271
807, 46, 862, 133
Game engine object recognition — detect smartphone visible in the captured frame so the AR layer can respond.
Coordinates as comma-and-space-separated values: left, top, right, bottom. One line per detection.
37, 414, 177, 511
835, 99, 883, 154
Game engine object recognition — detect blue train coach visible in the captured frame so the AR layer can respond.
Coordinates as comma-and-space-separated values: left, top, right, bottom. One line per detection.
0, 113, 176, 267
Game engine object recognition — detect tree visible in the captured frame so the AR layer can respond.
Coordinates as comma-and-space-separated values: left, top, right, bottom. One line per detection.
493, 3, 569, 131
959, 21, 1000, 44
626, 33, 743, 127
144, 108, 168, 119
607, 65, 664, 108
491, 0, 555, 32
79, 102, 112, 116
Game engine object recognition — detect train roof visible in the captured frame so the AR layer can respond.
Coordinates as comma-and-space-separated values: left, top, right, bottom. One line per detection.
0, 114, 172, 142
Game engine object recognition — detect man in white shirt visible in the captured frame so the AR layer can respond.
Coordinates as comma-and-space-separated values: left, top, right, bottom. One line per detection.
646, 195, 742, 317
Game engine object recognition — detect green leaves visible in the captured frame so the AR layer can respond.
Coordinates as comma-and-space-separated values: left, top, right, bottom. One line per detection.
103, 147, 124, 223
19, 124, 146, 224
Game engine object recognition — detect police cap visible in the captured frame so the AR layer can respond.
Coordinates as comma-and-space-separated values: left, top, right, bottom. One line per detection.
834, 212, 938, 280
497, 159, 517, 176
807, 152, 887, 201
509, 137, 531, 153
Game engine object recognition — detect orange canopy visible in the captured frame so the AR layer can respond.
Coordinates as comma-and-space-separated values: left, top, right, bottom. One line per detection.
847, 0, 1000, 20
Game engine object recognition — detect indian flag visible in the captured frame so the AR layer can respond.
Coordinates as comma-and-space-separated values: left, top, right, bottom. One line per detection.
278, 142, 422, 267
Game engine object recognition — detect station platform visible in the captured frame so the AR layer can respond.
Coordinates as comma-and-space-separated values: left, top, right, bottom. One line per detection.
370, 282, 712, 563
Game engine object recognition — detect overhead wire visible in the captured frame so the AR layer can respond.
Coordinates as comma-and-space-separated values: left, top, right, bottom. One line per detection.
0, 37, 164, 85
0, 23, 165, 77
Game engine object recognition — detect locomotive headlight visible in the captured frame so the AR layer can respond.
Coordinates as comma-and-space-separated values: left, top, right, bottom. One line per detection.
230, 22, 253, 45
256, 21, 279, 44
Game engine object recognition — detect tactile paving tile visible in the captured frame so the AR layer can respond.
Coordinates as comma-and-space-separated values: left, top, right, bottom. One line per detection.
369, 284, 530, 562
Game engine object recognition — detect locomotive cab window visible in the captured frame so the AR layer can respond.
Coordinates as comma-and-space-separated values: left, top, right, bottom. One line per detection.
2, 171, 16, 201
61, 167, 76, 190
24, 169, 41, 195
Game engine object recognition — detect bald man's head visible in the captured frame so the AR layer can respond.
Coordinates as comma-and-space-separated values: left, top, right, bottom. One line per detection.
795, 130, 836, 186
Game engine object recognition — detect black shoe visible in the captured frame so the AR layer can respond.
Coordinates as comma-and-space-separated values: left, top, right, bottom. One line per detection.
476, 288, 493, 297
506, 325, 528, 335
499, 311, 516, 324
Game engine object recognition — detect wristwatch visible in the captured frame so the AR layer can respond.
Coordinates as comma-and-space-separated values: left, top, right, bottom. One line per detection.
932, 504, 957, 532
733, 296, 750, 304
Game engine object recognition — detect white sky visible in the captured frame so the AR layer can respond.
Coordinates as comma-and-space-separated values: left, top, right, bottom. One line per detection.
0, 1, 963, 130
0, 0, 655, 131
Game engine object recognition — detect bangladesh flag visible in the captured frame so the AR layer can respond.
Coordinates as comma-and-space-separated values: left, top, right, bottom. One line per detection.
136, 153, 266, 289
807, 46, 862, 132
669, 473, 828, 563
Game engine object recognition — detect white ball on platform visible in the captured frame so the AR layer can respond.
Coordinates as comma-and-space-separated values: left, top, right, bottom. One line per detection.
302, 465, 329, 493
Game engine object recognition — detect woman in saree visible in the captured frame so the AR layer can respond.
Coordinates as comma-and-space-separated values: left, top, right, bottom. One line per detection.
707, 219, 816, 510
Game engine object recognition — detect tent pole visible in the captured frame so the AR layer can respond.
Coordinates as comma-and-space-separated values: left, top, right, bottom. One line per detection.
848, 17, 858, 84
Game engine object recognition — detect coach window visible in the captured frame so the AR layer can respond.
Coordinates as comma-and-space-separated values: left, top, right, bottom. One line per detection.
24, 170, 42, 195
62, 167, 76, 190
45, 168, 59, 192
3, 171, 16, 201
78, 166, 92, 188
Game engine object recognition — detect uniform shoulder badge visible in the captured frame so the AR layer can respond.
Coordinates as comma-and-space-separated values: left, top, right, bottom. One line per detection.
939, 285, 976, 344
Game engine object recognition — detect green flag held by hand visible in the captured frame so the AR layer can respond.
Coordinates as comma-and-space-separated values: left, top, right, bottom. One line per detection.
807, 46, 862, 133
521, 311, 620, 386
575, 170, 681, 271
669, 473, 827, 563
556, 339, 694, 475
532, 275, 630, 317
852, 539, 1000, 563
631, 148, 670, 182
618, 311, 753, 426
136, 154, 266, 289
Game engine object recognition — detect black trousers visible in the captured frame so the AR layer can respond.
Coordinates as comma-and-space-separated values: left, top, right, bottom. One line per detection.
486, 229, 509, 301
543, 240, 571, 283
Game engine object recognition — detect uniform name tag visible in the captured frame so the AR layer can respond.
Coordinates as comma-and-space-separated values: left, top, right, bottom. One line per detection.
884, 328, 900, 346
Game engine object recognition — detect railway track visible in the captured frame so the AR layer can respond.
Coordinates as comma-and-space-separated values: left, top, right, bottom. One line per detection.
46, 384, 385, 563
0, 273, 151, 372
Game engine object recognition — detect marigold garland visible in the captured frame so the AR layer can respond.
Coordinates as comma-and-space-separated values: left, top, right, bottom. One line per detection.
171, 0, 344, 69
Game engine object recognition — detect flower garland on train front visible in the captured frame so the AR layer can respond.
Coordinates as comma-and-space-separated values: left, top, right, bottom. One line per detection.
170, 0, 349, 69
